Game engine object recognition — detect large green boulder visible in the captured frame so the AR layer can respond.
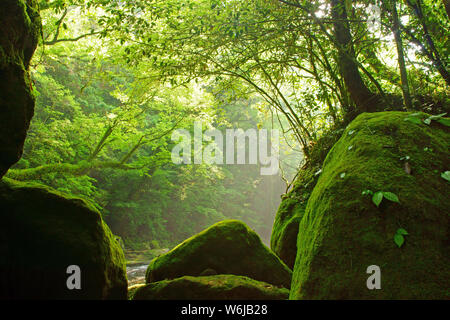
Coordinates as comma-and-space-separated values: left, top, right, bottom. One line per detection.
146, 220, 292, 288
271, 127, 343, 269
133, 275, 289, 300
290, 111, 449, 299
270, 201, 303, 270
270, 165, 320, 269
0, 179, 128, 299
0, 0, 41, 178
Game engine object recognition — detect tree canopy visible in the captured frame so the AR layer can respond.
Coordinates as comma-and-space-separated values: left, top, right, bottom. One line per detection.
9, 0, 449, 248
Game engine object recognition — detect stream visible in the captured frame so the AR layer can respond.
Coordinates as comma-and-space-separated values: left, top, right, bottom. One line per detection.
125, 248, 169, 287
127, 263, 148, 287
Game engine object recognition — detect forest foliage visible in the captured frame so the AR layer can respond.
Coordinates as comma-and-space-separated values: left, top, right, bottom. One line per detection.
8, 0, 449, 249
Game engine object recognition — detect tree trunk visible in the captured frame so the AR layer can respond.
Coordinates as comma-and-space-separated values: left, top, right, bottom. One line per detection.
392, 0, 413, 110
405, 0, 450, 85
330, 0, 380, 114
443, 0, 450, 21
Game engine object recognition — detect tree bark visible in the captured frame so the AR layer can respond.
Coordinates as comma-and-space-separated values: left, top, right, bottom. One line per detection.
392, 0, 413, 110
330, 0, 380, 114
443, 0, 450, 21
405, 0, 450, 85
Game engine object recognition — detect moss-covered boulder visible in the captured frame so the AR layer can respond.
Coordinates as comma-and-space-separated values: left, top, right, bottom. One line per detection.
290, 111, 449, 299
146, 220, 292, 288
271, 127, 344, 269
270, 165, 320, 269
133, 275, 289, 300
0, 179, 128, 299
0, 0, 41, 178
128, 284, 146, 300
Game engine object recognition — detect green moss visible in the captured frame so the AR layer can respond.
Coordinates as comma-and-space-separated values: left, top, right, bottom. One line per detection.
290, 111, 450, 299
133, 275, 289, 300
0, 178, 128, 299
0, 0, 41, 68
270, 164, 321, 268
0, 1, 41, 178
146, 220, 292, 288
128, 284, 146, 300
270, 126, 345, 268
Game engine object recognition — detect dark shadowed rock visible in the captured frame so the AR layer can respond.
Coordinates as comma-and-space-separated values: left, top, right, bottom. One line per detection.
0, 0, 41, 178
0, 179, 128, 299
133, 275, 289, 300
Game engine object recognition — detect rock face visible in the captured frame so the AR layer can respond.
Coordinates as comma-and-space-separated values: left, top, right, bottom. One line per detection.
0, 0, 41, 178
290, 111, 450, 299
133, 275, 289, 300
0, 179, 128, 299
146, 220, 292, 288
270, 206, 302, 270
270, 165, 320, 269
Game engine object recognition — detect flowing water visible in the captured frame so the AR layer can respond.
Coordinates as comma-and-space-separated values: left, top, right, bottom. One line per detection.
127, 263, 148, 287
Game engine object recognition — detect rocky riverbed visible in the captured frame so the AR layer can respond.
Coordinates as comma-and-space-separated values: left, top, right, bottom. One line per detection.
125, 248, 169, 287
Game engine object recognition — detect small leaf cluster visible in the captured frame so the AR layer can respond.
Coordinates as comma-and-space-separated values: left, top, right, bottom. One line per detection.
394, 228, 408, 248
362, 190, 400, 207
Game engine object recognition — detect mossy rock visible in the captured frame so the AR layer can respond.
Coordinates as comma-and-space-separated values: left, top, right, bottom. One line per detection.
0, 0, 41, 178
270, 164, 320, 269
128, 284, 146, 300
0, 179, 128, 299
133, 275, 289, 300
146, 220, 292, 288
290, 111, 450, 299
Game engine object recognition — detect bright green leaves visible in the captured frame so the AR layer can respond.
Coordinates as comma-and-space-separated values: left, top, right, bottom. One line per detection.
404, 113, 423, 125
424, 113, 448, 126
394, 234, 404, 247
363, 190, 407, 247
404, 112, 449, 126
372, 191, 383, 207
394, 228, 408, 248
382, 191, 400, 203
441, 171, 450, 182
373, 191, 400, 207
436, 118, 450, 126
362, 189, 400, 207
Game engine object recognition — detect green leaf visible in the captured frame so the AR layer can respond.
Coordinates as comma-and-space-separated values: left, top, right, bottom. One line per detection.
362, 189, 373, 196
428, 112, 447, 120
397, 228, 408, 235
382, 191, 399, 203
437, 118, 450, 126
340, 172, 346, 179
424, 113, 449, 126
348, 129, 356, 135
348, 145, 353, 150
394, 234, 404, 247
404, 116, 422, 125
372, 191, 383, 207
441, 171, 450, 182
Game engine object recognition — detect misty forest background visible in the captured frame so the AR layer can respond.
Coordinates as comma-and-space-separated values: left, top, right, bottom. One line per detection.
7, 0, 448, 256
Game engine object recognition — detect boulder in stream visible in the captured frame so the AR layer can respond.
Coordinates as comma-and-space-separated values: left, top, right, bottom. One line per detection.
146, 220, 292, 288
